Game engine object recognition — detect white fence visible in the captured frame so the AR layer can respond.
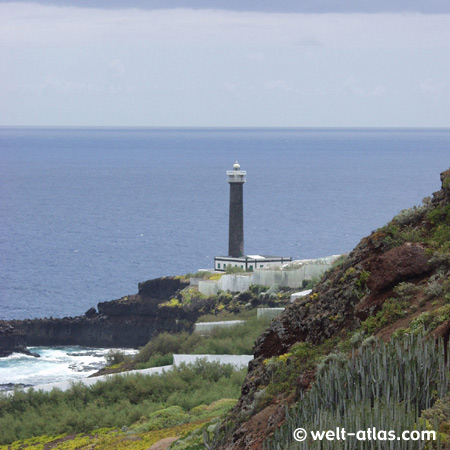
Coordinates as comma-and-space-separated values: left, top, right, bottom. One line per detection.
173, 354, 252, 369
194, 320, 245, 334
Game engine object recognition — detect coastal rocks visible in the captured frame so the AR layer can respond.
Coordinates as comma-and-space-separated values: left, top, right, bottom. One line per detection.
138, 277, 189, 299
0, 325, 39, 357
85, 307, 97, 317
1, 276, 193, 350
98, 277, 189, 316
433, 169, 450, 204
4, 308, 193, 349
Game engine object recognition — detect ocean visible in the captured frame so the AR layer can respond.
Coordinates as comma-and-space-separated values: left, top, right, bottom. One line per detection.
1, 127, 449, 321
0, 127, 449, 388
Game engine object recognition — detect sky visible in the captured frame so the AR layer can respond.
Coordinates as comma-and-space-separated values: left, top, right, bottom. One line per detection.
1, 1, 450, 127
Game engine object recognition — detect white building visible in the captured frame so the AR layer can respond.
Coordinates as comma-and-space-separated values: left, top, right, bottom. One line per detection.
214, 254, 292, 272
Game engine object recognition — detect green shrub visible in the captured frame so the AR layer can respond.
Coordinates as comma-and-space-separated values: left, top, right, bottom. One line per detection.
0, 361, 246, 445
394, 205, 428, 226
105, 350, 129, 366
425, 280, 443, 299
135, 353, 173, 370
393, 281, 418, 300
134, 406, 189, 432
135, 332, 190, 363
362, 297, 409, 334
409, 304, 450, 333
225, 266, 246, 274
135, 315, 271, 367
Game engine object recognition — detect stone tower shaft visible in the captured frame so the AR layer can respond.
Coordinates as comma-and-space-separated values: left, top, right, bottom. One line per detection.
227, 162, 246, 257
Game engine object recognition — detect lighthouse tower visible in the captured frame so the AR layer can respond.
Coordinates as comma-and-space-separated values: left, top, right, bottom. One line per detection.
227, 161, 246, 257
213, 162, 291, 272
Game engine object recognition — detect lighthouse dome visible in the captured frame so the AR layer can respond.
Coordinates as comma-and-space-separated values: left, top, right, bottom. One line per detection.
233, 161, 240, 171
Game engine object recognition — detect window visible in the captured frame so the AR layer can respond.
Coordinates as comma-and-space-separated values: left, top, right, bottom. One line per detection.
249, 265, 253, 271
241, 265, 243, 269
218, 263, 221, 269
260, 265, 264, 268
224, 264, 227, 268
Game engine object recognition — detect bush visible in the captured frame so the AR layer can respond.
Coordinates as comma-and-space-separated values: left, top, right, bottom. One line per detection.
393, 281, 418, 300
394, 205, 427, 226
225, 266, 246, 274
135, 353, 173, 370
362, 297, 409, 334
135, 332, 189, 363
425, 280, 443, 299
0, 360, 246, 445
105, 350, 128, 366
135, 315, 271, 366
134, 406, 189, 432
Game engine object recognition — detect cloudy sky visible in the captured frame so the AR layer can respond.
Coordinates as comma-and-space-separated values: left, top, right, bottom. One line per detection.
1, 0, 449, 127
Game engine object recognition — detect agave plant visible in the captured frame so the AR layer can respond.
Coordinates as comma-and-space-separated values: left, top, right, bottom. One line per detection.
264, 333, 447, 450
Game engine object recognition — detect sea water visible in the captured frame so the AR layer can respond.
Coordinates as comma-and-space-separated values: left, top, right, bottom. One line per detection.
0, 346, 137, 390
1, 127, 449, 387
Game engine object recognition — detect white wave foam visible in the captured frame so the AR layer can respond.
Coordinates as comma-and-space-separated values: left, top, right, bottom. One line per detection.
0, 346, 137, 389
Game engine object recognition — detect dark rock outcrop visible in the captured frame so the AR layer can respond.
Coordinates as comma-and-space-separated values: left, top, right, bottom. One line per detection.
1, 276, 191, 351
0, 325, 39, 357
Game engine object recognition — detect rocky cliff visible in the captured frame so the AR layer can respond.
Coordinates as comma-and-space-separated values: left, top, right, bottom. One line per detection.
1, 277, 192, 349
217, 169, 450, 449
0, 325, 38, 357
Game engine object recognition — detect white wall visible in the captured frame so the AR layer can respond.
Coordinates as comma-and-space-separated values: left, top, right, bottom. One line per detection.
197, 256, 339, 295
194, 320, 245, 334
198, 279, 221, 295
173, 354, 252, 368
290, 289, 312, 302
221, 274, 252, 292
251, 259, 334, 288
257, 307, 285, 319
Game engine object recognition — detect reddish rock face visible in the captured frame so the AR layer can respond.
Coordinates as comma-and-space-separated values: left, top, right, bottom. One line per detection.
365, 243, 431, 292
354, 243, 432, 319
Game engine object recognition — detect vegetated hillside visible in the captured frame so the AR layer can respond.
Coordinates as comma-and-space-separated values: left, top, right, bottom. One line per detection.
216, 169, 450, 450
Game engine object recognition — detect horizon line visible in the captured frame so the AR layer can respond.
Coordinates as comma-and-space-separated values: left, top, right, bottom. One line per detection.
1, 125, 450, 131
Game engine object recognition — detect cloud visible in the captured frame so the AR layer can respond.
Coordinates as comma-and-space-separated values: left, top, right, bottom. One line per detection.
1, 4, 449, 49
418, 77, 447, 94
338, 76, 387, 98
264, 80, 291, 91
293, 37, 324, 47
1, 3, 449, 126
247, 52, 265, 61
108, 59, 125, 77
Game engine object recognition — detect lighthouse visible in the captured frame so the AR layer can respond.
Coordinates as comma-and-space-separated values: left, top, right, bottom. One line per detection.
213, 162, 292, 272
227, 161, 246, 257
